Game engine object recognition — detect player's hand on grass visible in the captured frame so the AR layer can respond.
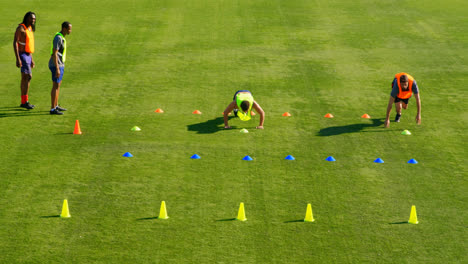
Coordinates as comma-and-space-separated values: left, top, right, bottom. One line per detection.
256, 126, 264, 129
384, 119, 390, 128
416, 115, 421, 125
224, 126, 232, 129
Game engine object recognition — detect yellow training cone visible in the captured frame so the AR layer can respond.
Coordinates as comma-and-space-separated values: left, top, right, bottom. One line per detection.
304, 203, 315, 222
158, 201, 169, 219
408, 205, 419, 224
236, 202, 247, 221
60, 199, 71, 218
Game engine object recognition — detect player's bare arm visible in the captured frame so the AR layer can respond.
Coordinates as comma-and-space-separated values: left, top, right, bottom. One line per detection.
252, 101, 265, 129
51, 48, 60, 78
13, 26, 25, 68
223, 101, 236, 129
384, 96, 395, 128
414, 93, 421, 125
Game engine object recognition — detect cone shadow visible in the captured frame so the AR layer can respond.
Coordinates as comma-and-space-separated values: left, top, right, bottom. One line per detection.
389, 221, 409, 225
284, 219, 306, 223
40, 215, 60, 218
137, 216, 158, 221
215, 218, 237, 222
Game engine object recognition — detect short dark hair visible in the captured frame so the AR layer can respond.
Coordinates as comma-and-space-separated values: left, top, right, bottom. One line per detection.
22, 11, 36, 32
240, 101, 250, 112
62, 21, 71, 30
400, 74, 409, 83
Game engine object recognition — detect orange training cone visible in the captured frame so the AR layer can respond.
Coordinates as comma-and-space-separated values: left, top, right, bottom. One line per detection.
324, 113, 334, 118
361, 113, 371, 119
282, 112, 291, 117
155, 108, 164, 113
73, 120, 82, 135
193, 110, 202, 114
223, 112, 232, 116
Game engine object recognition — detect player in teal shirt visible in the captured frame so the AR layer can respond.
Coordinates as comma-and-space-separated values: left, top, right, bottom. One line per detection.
49, 21, 72, 115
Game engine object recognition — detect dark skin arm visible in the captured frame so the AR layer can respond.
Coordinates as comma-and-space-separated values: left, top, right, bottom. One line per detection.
51, 49, 61, 78
13, 26, 24, 68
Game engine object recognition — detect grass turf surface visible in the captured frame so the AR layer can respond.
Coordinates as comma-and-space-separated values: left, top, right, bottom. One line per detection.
0, 0, 467, 263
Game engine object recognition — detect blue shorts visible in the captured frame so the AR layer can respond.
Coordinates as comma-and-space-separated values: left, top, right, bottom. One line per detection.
20, 52, 32, 74
233, 90, 251, 101
49, 66, 65, 83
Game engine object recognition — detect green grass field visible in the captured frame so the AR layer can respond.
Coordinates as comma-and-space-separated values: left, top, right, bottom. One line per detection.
1, 0, 467, 263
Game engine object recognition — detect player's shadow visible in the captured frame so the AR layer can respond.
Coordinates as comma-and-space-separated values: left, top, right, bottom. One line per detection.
187, 116, 234, 134
318, 118, 384, 136
0, 107, 49, 118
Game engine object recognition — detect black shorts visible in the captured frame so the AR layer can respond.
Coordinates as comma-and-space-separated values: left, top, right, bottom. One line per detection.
395, 97, 409, 104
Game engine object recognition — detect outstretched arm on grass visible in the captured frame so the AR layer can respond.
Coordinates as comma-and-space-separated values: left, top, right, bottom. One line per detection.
223, 101, 236, 129
384, 96, 395, 128
414, 93, 421, 125
252, 101, 265, 129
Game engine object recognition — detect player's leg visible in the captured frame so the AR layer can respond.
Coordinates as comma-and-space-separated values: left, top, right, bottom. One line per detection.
394, 100, 402, 122
51, 82, 60, 110
20, 73, 30, 96
55, 67, 66, 111
402, 99, 408, 110
49, 66, 64, 115
19, 53, 34, 109
20, 73, 34, 109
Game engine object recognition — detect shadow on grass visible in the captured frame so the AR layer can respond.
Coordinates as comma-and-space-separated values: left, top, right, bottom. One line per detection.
389, 221, 409, 225
318, 118, 385, 136
284, 219, 306, 223
187, 116, 234, 134
137, 217, 158, 221
40, 215, 60, 218
215, 218, 237, 222
0, 106, 50, 118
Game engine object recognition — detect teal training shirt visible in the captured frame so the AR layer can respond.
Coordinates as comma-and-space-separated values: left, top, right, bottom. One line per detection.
49, 34, 65, 68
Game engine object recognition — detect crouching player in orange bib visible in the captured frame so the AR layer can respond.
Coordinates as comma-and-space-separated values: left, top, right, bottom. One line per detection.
223, 90, 265, 129
384, 73, 421, 128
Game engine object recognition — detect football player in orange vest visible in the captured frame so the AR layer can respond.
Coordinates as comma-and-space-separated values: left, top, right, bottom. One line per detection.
384, 73, 421, 128
13, 11, 36, 109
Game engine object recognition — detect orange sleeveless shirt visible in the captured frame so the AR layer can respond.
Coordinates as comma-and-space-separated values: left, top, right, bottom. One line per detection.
395, 72, 414, 99
19, 24, 35, 53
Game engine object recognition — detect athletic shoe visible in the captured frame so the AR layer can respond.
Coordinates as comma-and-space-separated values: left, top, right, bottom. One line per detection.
56, 106, 67, 111
20, 102, 35, 109
50, 108, 64, 115
395, 113, 401, 123
233, 109, 238, 117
